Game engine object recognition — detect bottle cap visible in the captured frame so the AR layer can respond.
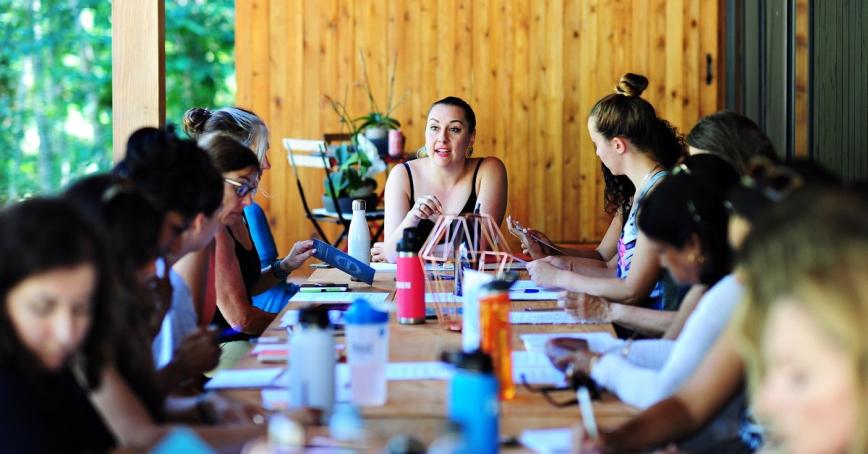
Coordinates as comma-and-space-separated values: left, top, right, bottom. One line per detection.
397, 227, 418, 252
481, 278, 515, 293
298, 307, 331, 329
344, 298, 389, 324
352, 199, 366, 211
441, 349, 494, 374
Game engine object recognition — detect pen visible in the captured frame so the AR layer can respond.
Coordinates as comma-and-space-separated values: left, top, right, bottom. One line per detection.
298, 287, 349, 292
577, 386, 599, 440
522, 289, 540, 293
522, 307, 559, 312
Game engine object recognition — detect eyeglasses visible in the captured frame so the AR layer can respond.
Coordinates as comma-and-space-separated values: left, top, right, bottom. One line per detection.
224, 177, 258, 198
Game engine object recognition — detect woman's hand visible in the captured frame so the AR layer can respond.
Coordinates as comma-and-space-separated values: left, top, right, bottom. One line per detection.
571, 424, 607, 453
172, 327, 220, 378
527, 259, 564, 288
545, 338, 590, 370
539, 255, 574, 271
408, 195, 443, 222
370, 242, 387, 262
521, 228, 560, 259
559, 292, 614, 323
280, 240, 316, 273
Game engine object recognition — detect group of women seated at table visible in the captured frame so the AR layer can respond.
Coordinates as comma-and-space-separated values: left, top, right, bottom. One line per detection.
0, 72, 865, 453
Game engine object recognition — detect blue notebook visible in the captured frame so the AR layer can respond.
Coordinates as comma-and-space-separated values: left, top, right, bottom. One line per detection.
312, 239, 375, 285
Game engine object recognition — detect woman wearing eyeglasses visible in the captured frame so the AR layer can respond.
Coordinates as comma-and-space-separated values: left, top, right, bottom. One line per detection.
546, 155, 741, 412
195, 133, 314, 337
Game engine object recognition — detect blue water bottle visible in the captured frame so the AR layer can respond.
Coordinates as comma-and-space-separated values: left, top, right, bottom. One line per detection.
446, 350, 499, 454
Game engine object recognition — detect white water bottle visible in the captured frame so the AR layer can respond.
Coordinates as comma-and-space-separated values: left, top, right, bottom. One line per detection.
347, 199, 371, 265
288, 308, 335, 418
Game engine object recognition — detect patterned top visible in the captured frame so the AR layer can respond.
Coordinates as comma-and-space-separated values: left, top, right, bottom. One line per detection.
616, 170, 668, 310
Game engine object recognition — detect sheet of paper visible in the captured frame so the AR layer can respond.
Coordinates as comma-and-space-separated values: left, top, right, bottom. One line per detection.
425, 292, 460, 303
509, 290, 565, 301
509, 311, 596, 325
519, 428, 573, 454
511, 351, 567, 386
261, 372, 351, 409
385, 362, 452, 381
371, 262, 451, 272
289, 292, 389, 303
205, 367, 284, 390
520, 332, 622, 354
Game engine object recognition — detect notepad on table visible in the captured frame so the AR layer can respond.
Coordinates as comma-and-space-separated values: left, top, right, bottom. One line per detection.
509, 311, 595, 325
205, 367, 284, 390
289, 291, 389, 304
520, 332, 622, 354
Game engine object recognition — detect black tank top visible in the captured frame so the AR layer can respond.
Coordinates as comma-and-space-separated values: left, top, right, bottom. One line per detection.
403, 159, 484, 250
211, 224, 261, 330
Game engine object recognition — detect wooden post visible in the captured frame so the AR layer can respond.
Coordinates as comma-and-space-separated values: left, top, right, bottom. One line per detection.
111, 1, 165, 162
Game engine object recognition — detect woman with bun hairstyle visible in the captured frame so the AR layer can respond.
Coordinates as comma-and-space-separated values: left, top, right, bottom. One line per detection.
526, 74, 686, 319
183, 107, 315, 328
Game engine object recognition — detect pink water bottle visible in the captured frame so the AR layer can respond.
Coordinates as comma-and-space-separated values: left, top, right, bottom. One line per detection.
396, 227, 426, 324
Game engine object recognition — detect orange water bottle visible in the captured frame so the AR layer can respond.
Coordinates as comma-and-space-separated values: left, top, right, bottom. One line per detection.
478, 280, 515, 400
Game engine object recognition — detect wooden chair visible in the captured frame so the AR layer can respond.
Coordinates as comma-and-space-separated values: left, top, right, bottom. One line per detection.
283, 136, 385, 247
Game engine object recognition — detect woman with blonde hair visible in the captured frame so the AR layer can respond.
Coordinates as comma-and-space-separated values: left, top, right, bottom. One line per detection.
735, 187, 868, 453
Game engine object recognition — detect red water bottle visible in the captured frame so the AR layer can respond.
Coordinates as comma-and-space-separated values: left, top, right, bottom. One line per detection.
396, 227, 426, 324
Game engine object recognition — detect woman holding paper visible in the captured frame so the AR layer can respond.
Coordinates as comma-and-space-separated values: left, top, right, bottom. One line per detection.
546, 155, 741, 410
372, 96, 508, 263
193, 133, 314, 336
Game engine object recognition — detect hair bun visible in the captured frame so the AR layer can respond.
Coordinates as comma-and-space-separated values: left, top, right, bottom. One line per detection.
615, 73, 649, 97
183, 107, 211, 138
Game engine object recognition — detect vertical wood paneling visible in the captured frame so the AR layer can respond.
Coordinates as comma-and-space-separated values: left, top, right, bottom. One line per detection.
236, 0, 722, 253
562, 0, 582, 239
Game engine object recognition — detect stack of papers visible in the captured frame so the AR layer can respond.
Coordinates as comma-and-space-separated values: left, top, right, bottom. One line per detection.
205, 367, 285, 390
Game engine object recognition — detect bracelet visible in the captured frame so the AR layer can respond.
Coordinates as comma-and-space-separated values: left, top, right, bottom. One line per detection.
271, 258, 289, 280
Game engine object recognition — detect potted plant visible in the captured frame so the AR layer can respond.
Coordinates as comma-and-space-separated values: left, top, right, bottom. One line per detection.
322, 95, 386, 214
354, 51, 407, 156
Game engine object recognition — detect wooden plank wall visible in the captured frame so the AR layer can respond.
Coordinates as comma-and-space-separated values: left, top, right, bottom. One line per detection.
235, 0, 721, 254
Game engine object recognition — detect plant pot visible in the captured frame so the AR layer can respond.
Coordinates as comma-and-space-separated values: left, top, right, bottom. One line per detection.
322, 193, 379, 215
365, 127, 390, 158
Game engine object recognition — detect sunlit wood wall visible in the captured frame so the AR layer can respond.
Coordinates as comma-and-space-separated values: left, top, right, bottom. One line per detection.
235, 0, 722, 253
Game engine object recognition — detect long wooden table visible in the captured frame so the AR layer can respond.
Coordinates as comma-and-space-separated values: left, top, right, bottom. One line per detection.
224, 267, 639, 450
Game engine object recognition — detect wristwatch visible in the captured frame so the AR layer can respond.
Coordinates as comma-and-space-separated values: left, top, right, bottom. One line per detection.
271, 258, 289, 280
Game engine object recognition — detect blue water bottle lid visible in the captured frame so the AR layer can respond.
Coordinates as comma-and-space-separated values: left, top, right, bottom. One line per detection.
344, 298, 389, 324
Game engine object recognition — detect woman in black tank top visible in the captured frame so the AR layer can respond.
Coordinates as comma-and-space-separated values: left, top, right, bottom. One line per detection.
373, 97, 508, 263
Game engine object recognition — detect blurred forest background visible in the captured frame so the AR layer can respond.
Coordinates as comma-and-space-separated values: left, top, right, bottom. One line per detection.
0, 0, 235, 204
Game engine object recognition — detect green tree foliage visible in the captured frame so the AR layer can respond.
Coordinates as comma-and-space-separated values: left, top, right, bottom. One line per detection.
0, 0, 234, 205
